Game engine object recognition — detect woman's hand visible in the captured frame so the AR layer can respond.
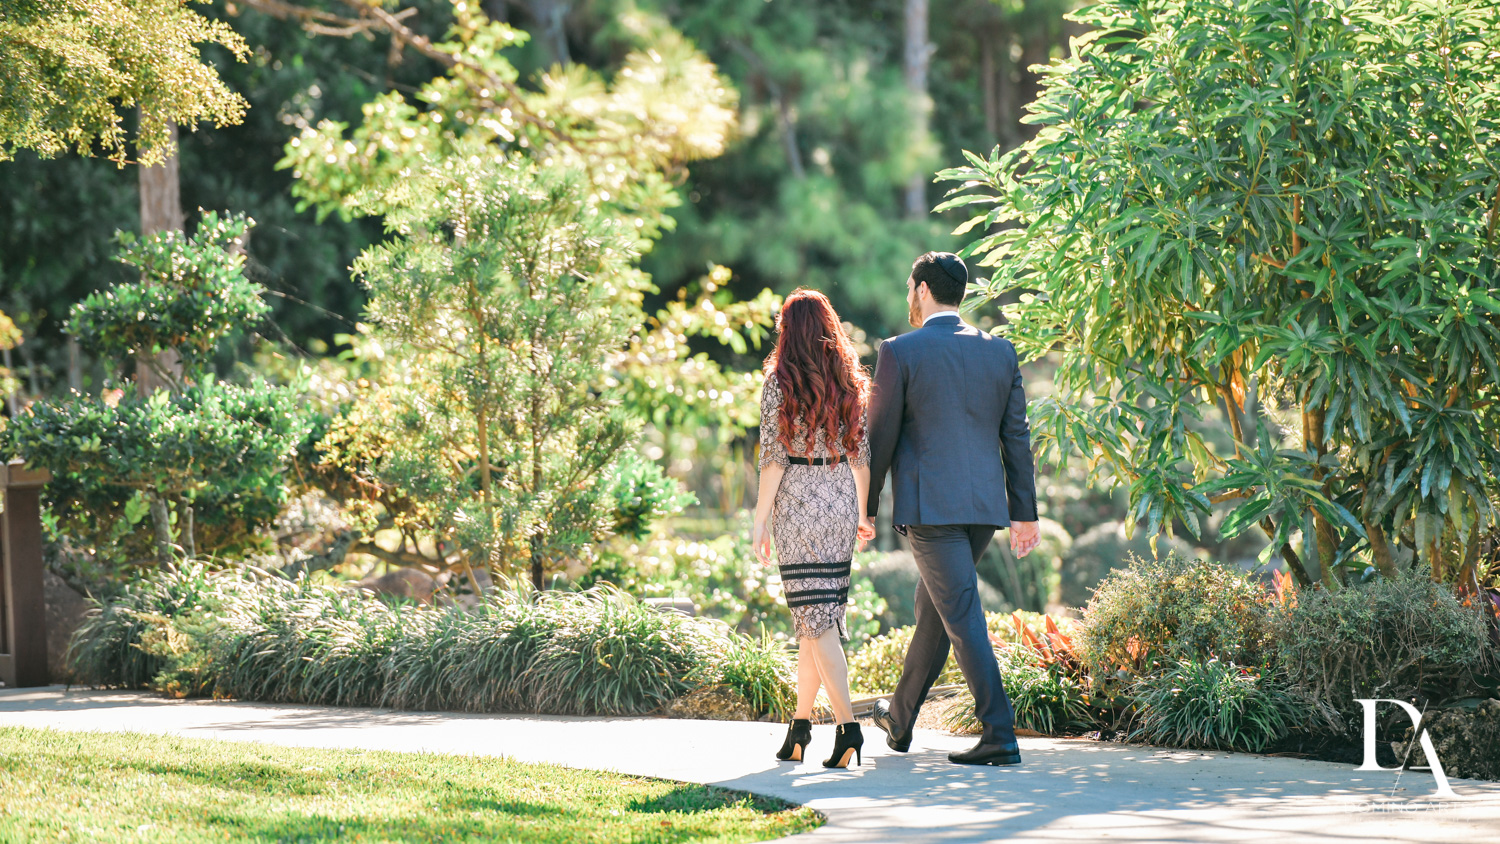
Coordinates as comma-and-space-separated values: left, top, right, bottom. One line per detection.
752, 520, 773, 565
857, 514, 876, 551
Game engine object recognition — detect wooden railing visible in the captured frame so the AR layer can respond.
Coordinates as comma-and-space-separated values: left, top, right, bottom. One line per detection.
1, 459, 50, 688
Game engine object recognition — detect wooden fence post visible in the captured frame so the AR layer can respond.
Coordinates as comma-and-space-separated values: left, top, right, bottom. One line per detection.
1, 459, 51, 687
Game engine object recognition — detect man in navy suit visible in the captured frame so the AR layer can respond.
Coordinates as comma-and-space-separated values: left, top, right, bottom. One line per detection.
865, 251, 1040, 766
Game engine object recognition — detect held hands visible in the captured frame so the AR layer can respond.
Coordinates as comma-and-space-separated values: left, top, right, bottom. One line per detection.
857, 514, 876, 551
752, 520, 773, 565
1010, 520, 1041, 558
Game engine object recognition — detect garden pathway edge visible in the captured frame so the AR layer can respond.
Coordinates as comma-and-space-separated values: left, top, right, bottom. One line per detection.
3, 687, 1500, 843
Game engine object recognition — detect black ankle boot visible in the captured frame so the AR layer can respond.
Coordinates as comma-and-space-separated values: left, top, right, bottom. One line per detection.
822, 722, 863, 768
776, 718, 812, 761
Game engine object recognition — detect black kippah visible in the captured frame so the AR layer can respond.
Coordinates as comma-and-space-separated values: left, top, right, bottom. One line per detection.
936, 253, 967, 284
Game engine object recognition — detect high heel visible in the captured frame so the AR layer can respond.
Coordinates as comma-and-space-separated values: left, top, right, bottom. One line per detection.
823, 722, 863, 768
776, 718, 812, 761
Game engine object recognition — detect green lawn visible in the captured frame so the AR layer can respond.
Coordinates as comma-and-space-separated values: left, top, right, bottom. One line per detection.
0, 727, 821, 843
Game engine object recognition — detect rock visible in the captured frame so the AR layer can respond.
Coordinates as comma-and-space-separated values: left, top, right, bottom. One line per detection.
43, 570, 92, 684
357, 568, 438, 604
643, 596, 695, 616
664, 685, 759, 722
1392, 698, 1500, 781
863, 550, 1006, 629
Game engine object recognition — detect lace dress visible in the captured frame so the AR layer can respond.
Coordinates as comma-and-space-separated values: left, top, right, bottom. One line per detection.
759, 372, 869, 640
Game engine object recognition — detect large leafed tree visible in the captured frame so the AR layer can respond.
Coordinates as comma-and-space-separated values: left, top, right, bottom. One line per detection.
941, 0, 1500, 590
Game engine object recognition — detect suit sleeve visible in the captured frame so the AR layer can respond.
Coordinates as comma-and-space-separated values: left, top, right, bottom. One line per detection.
1000, 341, 1039, 522
865, 339, 903, 518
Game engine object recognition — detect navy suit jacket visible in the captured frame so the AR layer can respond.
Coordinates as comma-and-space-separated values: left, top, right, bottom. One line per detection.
865, 314, 1038, 529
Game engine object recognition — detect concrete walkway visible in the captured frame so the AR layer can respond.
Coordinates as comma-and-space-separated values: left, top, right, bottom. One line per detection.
3, 687, 1499, 843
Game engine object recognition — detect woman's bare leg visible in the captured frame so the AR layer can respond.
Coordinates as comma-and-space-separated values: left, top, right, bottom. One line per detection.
807, 627, 855, 724
794, 636, 822, 720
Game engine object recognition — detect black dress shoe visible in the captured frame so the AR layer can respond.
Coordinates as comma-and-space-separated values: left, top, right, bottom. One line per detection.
870, 698, 911, 752
948, 739, 1022, 766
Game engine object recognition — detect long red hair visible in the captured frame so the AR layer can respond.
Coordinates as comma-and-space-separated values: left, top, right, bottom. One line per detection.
765, 289, 870, 459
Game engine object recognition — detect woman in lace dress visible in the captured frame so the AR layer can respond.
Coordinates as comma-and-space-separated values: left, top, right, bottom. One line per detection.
752, 289, 875, 769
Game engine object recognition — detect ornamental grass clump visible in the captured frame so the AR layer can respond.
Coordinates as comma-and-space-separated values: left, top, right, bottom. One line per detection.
1127, 659, 1302, 753
68, 565, 786, 719
524, 585, 715, 716
941, 645, 1094, 736
700, 633, 796, 721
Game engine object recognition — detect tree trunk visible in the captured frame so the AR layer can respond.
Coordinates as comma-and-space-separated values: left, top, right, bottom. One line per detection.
980, 25, 998, 142
1016, 31, 1048, 142
137, 118, 184, 396
903, 0, 932, 218
1303, 404, 1341, 590
524, 0, 570, 66
67, 337, 82, 392
150, 495, 174, 567
529, 330, 545, 590
995, 25, 1019, 149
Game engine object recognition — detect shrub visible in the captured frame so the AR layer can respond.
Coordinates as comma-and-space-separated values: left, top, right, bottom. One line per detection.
1272, 574, 1497, 733
590, 523, 887, 649
68, 561, 227, 689
849, 625, 942, 696
1079, 553, 1272, 683
1127, 659, 1301, 753
941, 645, 1093, 736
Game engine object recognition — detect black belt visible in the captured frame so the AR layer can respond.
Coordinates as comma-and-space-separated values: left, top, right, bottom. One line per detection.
787, 455, 839, 466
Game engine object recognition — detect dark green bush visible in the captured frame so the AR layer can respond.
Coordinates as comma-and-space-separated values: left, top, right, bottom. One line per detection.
67, 213, 268, 367
1079, 553, 1273, 682
1127, 659, 1301, 753
1272, 574, 1497, 733
68, 562, 227, 689
848, 610, 1076, 696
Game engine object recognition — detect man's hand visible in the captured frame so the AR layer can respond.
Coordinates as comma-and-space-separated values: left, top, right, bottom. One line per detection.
1010, 521, 1040, 558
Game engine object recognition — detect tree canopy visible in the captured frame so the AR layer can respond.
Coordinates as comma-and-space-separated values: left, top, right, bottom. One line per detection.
0, 0, 248, 164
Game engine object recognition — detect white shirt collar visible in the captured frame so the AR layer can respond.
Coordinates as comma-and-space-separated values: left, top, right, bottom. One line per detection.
922, 310, 961, 326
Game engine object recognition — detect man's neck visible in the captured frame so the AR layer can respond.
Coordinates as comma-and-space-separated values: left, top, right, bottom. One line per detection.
921, 308, 960, 326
